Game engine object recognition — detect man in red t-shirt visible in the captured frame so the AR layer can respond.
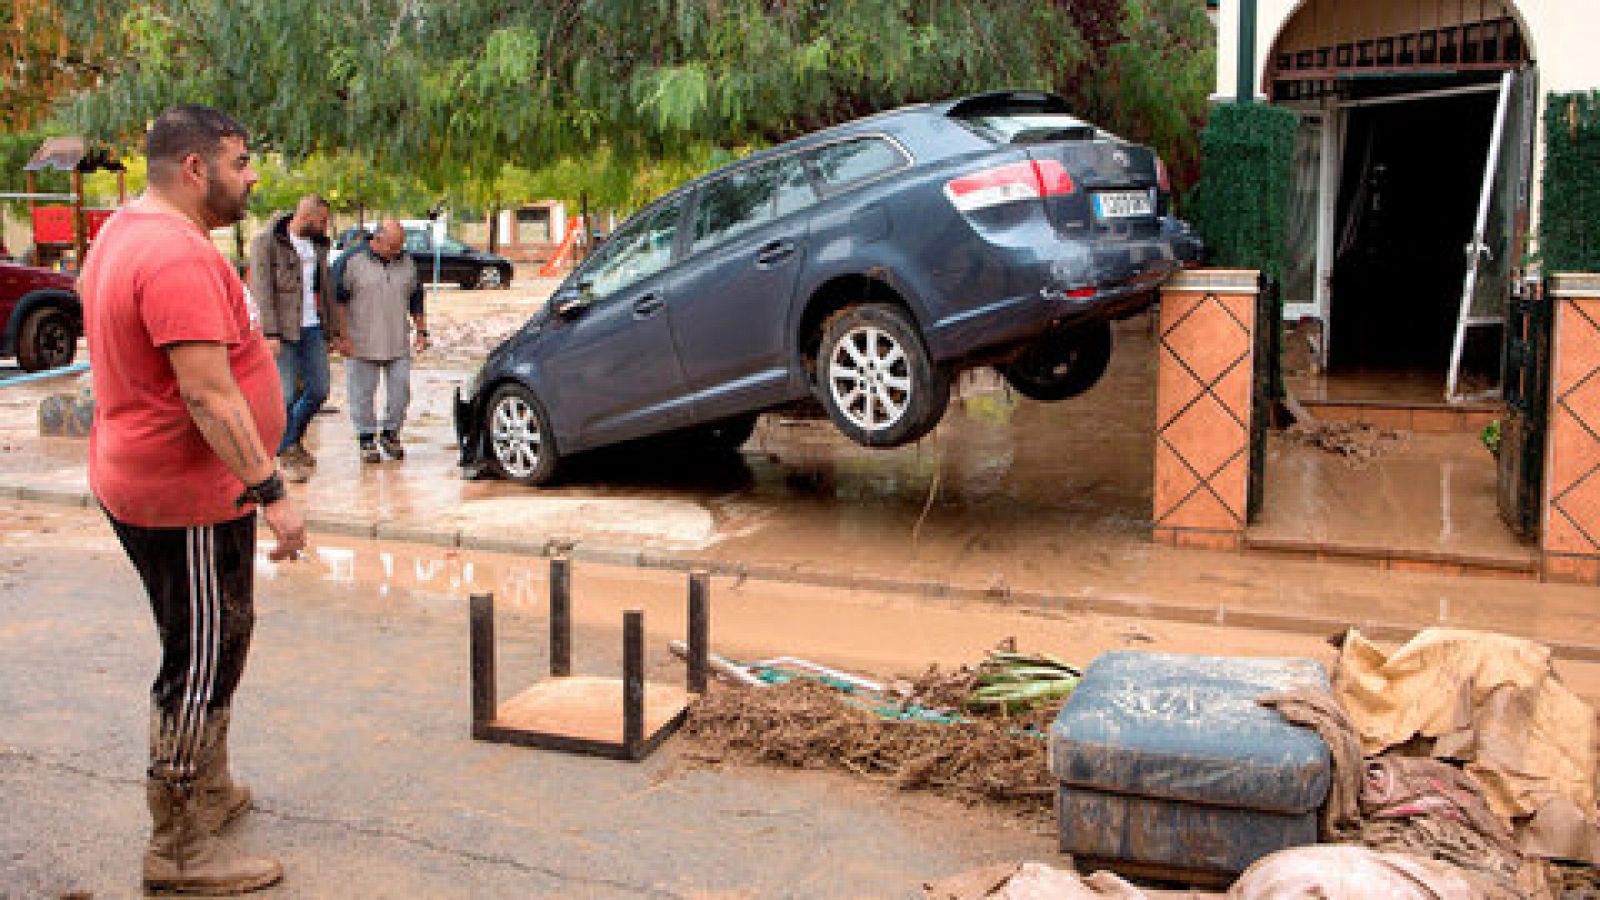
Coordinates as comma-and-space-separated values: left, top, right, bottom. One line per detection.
80, 105, 305, 895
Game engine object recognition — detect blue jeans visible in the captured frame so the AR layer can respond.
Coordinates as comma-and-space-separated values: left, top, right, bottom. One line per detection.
275, 325, 330, 454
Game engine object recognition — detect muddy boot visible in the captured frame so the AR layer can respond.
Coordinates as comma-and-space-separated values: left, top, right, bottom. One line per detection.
142, 777, 282, 895
193, 711, 252, 834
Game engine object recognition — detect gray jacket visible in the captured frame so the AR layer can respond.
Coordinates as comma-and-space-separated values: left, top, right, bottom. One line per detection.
247, 213, 338, 342
337, 247, 423, 361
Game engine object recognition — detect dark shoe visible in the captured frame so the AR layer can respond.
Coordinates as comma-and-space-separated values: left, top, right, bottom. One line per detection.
359, 438, 382, 464
276, 452, 310, 484
379, 431, 405, 461
292, 441, 317, 469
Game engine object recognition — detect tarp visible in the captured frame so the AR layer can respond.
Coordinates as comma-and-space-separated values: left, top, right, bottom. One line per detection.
1333, 628, 1600, 864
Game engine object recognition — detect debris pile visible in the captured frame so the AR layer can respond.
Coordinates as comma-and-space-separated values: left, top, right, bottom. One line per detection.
1284, 419, 1404, 465
686, 679, 1057, 816
425, 315, 524, 363
683, 644, 1076, 818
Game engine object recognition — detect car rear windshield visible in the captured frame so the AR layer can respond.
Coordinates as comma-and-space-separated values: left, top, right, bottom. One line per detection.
956, 113, 1099, 145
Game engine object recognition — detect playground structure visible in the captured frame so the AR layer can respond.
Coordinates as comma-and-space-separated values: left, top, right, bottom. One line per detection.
5, 137, 125, 271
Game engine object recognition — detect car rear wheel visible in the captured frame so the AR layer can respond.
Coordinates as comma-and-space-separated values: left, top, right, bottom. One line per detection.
476, 266, 505, 290
817, 304, 948, 447
17, 307, 77, 372
485, 383, 561, 485
998, 320, 1112, 402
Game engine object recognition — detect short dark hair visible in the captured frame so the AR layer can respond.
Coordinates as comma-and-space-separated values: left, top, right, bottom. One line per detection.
145, 105, 249, 182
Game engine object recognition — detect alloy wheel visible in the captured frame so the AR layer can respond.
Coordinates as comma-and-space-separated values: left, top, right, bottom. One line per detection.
490, 394, 542, 478
827, 324, 912, 431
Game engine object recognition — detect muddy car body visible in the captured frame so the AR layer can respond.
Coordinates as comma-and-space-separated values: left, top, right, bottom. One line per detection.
0, 260, 80, 372
457, 91, 1202, 484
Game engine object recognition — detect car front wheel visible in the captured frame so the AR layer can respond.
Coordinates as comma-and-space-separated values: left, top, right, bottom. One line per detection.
17, 307, 77, 372
485, 383, 561, 485
816, 303, 948, 447
998, 320, 1112, 402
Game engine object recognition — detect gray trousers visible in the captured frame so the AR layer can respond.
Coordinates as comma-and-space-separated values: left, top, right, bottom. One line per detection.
346, 357, 411, 437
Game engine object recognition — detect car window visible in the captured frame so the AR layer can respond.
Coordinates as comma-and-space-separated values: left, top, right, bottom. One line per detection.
585, 201, 681, 297
438, 237, 469, 254
771, 155, 818, 219
811, 137, 907, 192
689, 155, 816, 255
957, 113, 1099, 145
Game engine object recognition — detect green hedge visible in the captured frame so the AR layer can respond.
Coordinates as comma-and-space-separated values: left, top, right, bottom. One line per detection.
1186, 103, 1298, 284
1542, 91, 1600, 273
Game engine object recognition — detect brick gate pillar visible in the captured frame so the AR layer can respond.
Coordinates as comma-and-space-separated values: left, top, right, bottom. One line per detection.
1543, 273, 1600, 583
1152, 269, 1259, 551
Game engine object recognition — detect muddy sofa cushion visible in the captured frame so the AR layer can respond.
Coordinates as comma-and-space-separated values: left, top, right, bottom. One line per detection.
1049, 652, 1331, 815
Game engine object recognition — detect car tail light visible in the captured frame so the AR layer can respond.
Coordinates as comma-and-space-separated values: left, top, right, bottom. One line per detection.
943, 160, 1075, 212
1155, 157, 1171, 194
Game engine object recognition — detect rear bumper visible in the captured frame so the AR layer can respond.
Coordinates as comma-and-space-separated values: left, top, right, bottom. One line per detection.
924, 225, 1203, 362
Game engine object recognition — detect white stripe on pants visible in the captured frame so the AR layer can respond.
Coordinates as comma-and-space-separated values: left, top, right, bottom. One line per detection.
168, 526, 221, 777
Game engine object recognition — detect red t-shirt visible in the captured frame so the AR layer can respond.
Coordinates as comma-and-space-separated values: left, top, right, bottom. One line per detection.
81, 206, 284, 527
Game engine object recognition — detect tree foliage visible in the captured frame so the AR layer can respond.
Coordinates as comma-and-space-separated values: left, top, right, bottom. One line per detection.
49, 0, 1213, 214
1, 0, 105, 131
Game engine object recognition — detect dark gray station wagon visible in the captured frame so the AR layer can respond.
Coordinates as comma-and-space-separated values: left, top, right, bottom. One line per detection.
456, 91, 1202, 484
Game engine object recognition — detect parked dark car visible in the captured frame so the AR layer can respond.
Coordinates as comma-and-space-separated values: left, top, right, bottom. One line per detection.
456, 91, 1202, 485
337, 225, 514, 290
0, 260, 80, 372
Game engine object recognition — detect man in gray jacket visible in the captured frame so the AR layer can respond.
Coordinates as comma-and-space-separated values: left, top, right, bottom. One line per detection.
247, 194, 337, 480
334, 219, 428, 463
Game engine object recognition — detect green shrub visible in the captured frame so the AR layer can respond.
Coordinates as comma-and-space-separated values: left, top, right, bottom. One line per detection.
1186, 103, 1298, 283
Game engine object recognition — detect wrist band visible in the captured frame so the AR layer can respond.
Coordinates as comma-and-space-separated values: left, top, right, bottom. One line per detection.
236, 471, 287, 509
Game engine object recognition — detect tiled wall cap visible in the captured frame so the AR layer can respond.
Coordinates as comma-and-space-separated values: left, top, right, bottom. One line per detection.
1549, 273, 1600, 298
1163, 269, 1262, 295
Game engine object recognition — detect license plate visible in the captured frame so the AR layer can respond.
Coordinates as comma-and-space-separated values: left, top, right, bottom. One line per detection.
1093, 190, 1154, 219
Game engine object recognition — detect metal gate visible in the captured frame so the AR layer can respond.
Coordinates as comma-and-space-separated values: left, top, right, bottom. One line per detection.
1497, 275, 1549, 537
1249, 274, 1281, 523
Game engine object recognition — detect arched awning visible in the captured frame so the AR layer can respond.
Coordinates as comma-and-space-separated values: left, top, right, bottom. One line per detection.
1267, 0, 1531, 102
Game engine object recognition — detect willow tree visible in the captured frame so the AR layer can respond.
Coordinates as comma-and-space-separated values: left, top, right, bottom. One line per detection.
57, 0, 1087, 210
1, 0, 107, 132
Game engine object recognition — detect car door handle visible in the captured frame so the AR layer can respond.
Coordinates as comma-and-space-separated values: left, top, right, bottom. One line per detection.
633, 293, 664, 318
755, 240, 797, 268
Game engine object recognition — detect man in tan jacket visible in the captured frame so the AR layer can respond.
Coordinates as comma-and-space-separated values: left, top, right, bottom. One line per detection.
247, 194, 338, 480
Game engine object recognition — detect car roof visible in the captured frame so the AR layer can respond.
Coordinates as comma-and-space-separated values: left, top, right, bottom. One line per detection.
629, 90, 1073, 214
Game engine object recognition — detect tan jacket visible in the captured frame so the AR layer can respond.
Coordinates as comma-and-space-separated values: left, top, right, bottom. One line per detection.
246, 213, 337, 342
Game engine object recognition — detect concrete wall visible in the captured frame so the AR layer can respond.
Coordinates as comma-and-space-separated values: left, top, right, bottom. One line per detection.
1216, 0, 1600, 101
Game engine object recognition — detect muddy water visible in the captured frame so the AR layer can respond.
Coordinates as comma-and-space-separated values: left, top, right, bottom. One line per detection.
10, 492, 1600, 710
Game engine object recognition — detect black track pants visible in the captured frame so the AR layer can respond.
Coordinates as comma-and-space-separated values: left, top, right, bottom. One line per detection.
106, 509, 257, 782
